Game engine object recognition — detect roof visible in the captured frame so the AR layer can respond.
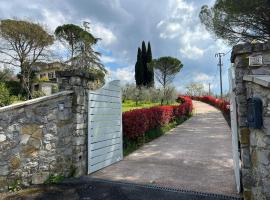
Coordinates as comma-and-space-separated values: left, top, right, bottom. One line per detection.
32, 62, 67, 72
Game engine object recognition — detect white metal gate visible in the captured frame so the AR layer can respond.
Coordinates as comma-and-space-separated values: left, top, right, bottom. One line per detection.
229, 67, 241, 193
88, 80, 123, 174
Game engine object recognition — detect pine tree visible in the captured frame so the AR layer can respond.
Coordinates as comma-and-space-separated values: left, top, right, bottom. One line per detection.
135, 47, 143, 86
146, 42, 154, 87
141, 41, 148, 86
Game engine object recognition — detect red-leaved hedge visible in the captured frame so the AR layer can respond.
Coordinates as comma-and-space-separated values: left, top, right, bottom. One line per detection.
123, 96, 193, 140
191, 96, 230, 114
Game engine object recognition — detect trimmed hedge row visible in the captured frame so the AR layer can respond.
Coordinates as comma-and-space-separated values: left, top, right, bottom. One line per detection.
191, 96, 230, 115
122, 96, 193, 140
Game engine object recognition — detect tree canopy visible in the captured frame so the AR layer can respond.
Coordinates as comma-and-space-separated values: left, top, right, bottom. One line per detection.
150, 56, 183, 89
55, 23, 105, 73
0, 19, 54, 98
199, 0, 270, 44
55, 24, 97, 58
134, 41, 154, 87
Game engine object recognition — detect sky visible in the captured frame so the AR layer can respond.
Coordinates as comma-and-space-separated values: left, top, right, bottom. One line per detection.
0, 0, 233, 94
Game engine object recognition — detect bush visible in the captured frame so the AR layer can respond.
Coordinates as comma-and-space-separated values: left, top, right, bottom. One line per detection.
4, 80, 23, 96
32, 91, 46, 98
123, 96, 193, 140
0, 82, 11, 106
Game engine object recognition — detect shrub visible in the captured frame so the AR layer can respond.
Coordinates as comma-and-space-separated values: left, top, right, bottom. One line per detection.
0, 82, 11, 106
123, 96, 193, 140
4, 80, 23, 96
32, 91, 46, 98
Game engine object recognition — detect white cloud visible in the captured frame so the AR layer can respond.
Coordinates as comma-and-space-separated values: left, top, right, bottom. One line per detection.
41, 9, 68, 32
157, 0, 211, 60
106, 66, 134, 83
85, 20, 117, 46
101, 55, 116, 63
194, 73, 214, 82
180, 45, 204, 59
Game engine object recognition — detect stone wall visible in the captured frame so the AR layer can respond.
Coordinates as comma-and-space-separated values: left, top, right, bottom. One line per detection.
0, 91, 74, 191
0, 70, 100, 192
231, 41, 270, 200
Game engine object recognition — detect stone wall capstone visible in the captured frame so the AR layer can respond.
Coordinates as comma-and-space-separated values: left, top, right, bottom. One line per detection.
231, 41, 270, 200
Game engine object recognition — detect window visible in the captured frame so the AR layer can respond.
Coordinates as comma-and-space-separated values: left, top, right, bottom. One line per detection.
48, 72, 54, 79
40, 73, 47, 79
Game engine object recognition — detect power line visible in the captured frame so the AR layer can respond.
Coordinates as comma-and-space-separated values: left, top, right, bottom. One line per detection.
215, 52, 225, 98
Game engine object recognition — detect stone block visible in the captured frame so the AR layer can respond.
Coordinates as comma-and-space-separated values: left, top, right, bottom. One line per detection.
75, 123, 86, 130
21, 124, 42, 136
22, 145, 38, 156
0, 134, 6, 142
31, 172, 49, 184
28, 138, 41, 149
20, 134, 30, 145
73, 136, 85, 145
240, 128, 250, 145
241, 147, 251, 168
0, 165, 9, 176
0, 176, 7, 192
58, 109, 72, 121
257, 150, 270, 165
9, 156, 21, 170
243, 190, 252, 200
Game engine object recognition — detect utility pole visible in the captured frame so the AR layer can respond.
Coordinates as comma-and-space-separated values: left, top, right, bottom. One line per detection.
208, 83, 211, 95
215, 53, 225, 98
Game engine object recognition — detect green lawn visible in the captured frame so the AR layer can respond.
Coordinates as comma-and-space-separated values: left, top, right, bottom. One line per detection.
122, 100, 179, 112
122, 100, 160, 112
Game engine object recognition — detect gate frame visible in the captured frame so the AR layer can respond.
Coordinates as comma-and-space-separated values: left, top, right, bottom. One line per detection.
87, 80, 123, 174
229, 67, 242, 193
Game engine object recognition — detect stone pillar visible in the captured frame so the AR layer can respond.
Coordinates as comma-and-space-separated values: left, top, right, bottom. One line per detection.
56, 70, 100, 176
231, 41, 270, 200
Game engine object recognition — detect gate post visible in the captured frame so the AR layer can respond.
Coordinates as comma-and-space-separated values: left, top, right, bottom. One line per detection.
231, 41, 270, 200
56, 70, 101, 176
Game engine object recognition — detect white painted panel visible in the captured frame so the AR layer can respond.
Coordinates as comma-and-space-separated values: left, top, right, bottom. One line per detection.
90, 149, 122, 165
90, 126, 121, 136
89, 94, 120, 103
89, 120, 121, 129
89, 156, 121, 173
90, 132, 121, 143
89, 107, 121, 115
88, 80, 123, 174
102, 84, 121, 92
89, 115, 121, 122
90, 137, 121, 150
90, 143, 121, 158
90, 101, 121, 109
89, 89, 120, 97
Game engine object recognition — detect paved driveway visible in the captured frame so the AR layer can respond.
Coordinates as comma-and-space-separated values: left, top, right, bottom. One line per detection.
91, 101, 240, 197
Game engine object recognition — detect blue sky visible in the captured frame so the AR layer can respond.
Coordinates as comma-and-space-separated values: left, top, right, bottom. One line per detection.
0, 0, 232, 94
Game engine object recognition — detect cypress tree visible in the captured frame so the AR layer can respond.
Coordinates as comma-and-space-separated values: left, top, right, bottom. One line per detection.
135, 47, 143, 87
146, 42, 154, 87
141, 41, 148, 86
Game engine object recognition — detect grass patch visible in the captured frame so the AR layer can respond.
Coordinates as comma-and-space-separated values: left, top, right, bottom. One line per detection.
123, 116, 189, 156
44, 174, 65, 184
122, 100, 179, 112
122, 100, 160, 112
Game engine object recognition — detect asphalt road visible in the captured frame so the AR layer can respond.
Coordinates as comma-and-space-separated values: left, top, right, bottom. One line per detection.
1, 178, 243, 200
